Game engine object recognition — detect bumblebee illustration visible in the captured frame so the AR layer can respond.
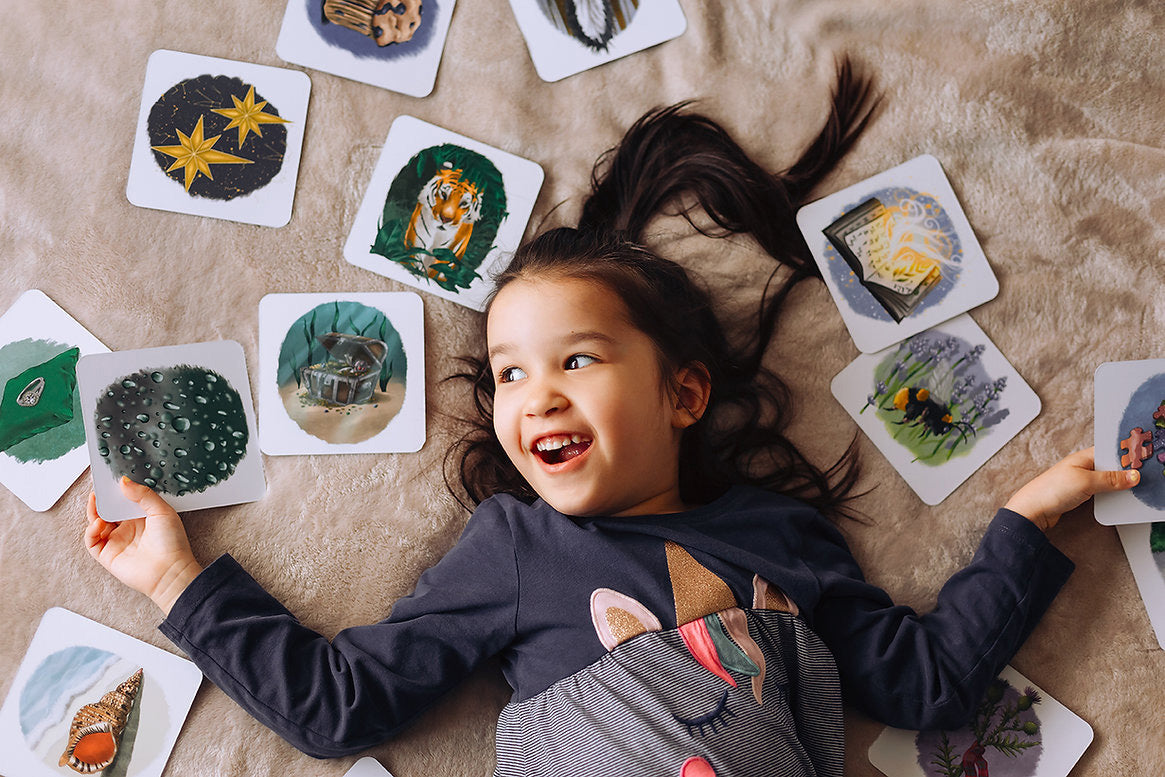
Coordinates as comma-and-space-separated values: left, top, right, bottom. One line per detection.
892, 387, 976, 440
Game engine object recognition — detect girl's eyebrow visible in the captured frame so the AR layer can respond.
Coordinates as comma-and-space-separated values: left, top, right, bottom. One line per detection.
488, 331, 617, 362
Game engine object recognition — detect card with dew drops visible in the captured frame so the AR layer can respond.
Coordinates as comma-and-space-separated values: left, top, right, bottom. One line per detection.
831, 314, 1040, 505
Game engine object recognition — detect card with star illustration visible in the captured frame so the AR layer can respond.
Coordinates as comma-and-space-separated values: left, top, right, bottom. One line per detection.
343, 115, 544, 311
276, 0, 455, 97
126, 50, 310, 228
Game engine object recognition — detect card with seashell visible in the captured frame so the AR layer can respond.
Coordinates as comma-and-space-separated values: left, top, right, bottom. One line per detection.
0, 608, 202, 777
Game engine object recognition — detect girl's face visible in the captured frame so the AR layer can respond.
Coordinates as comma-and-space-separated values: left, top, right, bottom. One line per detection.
487, 276, 703, 517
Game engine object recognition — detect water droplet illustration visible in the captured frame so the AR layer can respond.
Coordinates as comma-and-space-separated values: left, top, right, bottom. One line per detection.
204, 441, 216, 451
136, 414, 150, 423
121, 379, 137, 389
174, 417, 191, 432
194, 395, 208, 405
144, 477, 157, 487
163, 402, 181, 411
151, 372, 165, 383
119, 445, 131, 455
174, 448, 187, 457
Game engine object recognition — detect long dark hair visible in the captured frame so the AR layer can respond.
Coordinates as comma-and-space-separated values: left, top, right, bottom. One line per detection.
445, 58, 878, 518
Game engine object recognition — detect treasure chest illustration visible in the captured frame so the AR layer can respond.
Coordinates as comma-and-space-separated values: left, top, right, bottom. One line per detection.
300, 332, 388, 406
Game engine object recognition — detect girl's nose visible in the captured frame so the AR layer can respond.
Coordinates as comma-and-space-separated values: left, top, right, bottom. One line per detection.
523, 378, 568, 417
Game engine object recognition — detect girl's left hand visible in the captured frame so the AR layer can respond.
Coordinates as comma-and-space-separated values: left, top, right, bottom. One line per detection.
1004, 446, 1139, 532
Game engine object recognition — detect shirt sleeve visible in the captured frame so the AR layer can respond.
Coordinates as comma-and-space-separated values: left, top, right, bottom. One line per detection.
158, 501, 519, 758
805, 508, 1075, 730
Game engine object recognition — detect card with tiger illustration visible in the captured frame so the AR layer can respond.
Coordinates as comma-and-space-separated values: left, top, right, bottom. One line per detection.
126, 50, 310, 227
276, 0, 456, 96
508, 0, 687, 82
344, 115, 544, 311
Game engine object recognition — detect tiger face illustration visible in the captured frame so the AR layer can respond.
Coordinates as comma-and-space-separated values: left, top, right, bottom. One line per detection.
404, 162, 482, 278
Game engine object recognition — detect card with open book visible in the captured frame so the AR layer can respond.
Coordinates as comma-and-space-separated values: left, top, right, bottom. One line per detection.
797, 154, 999, 353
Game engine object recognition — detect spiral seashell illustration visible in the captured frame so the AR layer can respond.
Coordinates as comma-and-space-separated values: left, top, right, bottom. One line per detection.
58, 668, 143, 774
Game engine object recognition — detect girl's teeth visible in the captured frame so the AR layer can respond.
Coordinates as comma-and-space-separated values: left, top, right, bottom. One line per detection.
536, 435, 585, 451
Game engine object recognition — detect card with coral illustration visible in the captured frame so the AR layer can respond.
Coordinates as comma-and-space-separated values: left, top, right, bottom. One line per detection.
345, 756, 397, 776
76, 340, 266, 521
797, 155, 999, 353
1094, 359, 1165, 526
126, 50, 310, 227
0, 290, 110, 512
0, 607, 202, 777
258, 292, 425, 455
1116, 522, 1165, 650
509, 0, 687, 82
276, 0, 455, 96
831, 314, 1040, 505
344, 115, 544, 311
869, 666, 1092, 777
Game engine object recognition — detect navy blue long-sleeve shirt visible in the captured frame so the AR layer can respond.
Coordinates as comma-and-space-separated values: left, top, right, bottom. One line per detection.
159, 486, 1073, 771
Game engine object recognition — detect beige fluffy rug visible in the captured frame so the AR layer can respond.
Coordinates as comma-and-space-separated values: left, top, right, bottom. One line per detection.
1, 1, 1163, 775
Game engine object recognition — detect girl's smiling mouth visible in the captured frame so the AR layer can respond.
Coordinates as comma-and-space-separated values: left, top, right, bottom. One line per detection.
533, 434, 593, 466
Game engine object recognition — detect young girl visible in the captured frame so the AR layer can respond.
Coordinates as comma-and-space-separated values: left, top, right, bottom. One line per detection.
84, 61, 1137, 776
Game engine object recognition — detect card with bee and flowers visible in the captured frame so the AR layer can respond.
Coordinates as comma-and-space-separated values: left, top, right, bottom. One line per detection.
868, 666, 1093, 777
830, 314, 1040, 505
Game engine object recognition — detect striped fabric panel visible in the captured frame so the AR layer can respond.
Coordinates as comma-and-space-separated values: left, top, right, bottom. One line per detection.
494, 610, 844, 777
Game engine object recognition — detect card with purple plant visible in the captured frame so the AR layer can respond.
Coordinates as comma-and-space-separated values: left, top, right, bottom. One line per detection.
831, 314, 1040, 505
869, 666, 1093, 777
797, 155, 999, 354
1094, 358, 1165, 526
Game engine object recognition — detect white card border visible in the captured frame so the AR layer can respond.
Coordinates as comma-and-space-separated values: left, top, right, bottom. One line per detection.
258, 292, 426, 456
797, 154, 999, 354
77, 340, 266, 521
1115, 522, 1165, 650
126, 49, 311, 228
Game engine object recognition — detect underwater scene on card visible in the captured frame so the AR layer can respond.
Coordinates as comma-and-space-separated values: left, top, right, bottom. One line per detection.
0, 608, 202, 777
797, 154, 998, 353
831, 314, 1039, 505
868, 666, 1092, 777
0, 291, 110, 511
258, 292, 425, 455
1094, 358, 1165, 525
77, 340, 266, 521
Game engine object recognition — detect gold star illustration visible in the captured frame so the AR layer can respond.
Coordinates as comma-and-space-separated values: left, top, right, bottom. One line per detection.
151, 115, 252, 191
211, 85, 290, 147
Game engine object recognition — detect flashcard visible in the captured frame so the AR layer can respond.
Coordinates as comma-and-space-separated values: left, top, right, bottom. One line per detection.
0, 291, 110, 512
126, 50, 310, 228
344, 115, 544, 311
831, 314, 1040, 505
869, 666, 1092, 777
258, 293, 425, 455
1116, 522, 1165, 650
508, 0, 687, 82
1095, 359, 1165, 526
345, 756, 397, 776
77, 340, 266, 521
797, 155, 999, 353
276, 0, 455, 97
0, 607, 202, 777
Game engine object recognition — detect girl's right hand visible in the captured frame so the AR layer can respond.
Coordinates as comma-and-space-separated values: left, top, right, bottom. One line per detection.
84, 477, 203, 615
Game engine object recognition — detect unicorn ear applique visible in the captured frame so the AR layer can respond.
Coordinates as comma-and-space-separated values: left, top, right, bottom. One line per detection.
590, 588, 664, 651
752, 575, 799, 616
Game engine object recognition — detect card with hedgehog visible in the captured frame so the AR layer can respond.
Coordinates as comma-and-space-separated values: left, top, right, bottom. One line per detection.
831, 314, 1040, 505
0, 291, 109, 512
344, 115, 544, 311
257, 292, 425, 455
126, 50, 310, 228
0, 608, 201, 777
869, 666, 1093, 777
1094, 358, 1165, 526
276, 0, 456, 96
508, 0, 687, 82
76, 340, 266, 522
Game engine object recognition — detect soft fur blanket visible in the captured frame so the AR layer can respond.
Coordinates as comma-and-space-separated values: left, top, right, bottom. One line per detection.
2, 1, 1163, 775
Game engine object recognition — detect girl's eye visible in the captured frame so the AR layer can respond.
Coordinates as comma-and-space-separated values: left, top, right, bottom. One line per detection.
498, 366, 527, 384
565, 354, 597, 370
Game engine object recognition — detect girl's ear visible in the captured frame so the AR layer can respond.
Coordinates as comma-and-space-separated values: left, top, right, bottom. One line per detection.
671, 362, 712, 429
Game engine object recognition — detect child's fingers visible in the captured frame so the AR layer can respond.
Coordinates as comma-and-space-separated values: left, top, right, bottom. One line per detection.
1089, 467, 1139, 493
118, 476, 179, 520
84, 493, 113, 555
